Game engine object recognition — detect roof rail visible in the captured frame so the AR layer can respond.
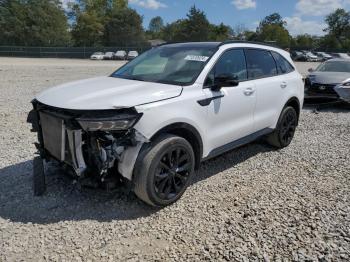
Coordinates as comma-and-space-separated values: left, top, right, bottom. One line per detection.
219, 40, 283, 49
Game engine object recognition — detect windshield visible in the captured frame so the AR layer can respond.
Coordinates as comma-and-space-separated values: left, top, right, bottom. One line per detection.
316, 61, 350, 73
111, 45, 216, 85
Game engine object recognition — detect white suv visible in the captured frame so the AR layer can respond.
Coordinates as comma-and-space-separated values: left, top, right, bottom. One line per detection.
28, 42, 304, 206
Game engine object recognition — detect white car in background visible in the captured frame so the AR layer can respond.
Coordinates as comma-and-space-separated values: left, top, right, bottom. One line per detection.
104, 52, 115, 60
114, 50, 127, 60
315, 52, 333, 61
90, 52, 104, 60
127, 51, 139, 60
28, 41, 304, 206
303, 51, 320, 62
338, 53, 350, 59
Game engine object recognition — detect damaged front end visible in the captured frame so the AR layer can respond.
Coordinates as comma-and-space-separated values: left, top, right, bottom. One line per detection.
27, 100, 147, 189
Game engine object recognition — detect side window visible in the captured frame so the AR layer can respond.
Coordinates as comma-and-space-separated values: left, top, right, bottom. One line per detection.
204, 49, 247, 87
272, 51, 295, 74
245, 49, 277, 79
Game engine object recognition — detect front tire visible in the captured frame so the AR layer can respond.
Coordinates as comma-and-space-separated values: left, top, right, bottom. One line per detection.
267, 106, 298, 148
133, 134, 195, 207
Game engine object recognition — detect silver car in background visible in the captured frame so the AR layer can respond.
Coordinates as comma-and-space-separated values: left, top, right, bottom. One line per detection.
305, 59, 350, 102
127, 51, 139, 60
104, 52, 115, 60
114, 50, 127, 60
90, 52, 104, 60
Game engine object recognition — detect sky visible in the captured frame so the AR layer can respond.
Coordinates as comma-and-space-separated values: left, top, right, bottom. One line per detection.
126, 0, 350, 36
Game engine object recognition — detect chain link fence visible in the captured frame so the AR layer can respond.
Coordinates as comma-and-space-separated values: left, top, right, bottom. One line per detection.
0, 46, 151, 59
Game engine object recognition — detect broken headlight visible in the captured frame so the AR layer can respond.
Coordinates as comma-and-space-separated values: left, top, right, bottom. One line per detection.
77, 115, 142, 131
342, 82, 350, 87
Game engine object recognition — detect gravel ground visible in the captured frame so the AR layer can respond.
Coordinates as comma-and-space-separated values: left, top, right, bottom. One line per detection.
0, 58, 349, 261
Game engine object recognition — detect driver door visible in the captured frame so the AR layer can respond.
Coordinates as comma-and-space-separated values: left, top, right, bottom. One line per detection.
202, 49, 256, 152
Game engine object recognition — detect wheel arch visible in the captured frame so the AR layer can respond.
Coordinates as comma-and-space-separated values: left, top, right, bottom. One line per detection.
285, 97, 301, 123
149, 122, 203, 170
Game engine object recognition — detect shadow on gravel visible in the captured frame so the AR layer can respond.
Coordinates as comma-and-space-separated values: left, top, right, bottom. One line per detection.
303, 99, 350, 112
0, 142, 272, 224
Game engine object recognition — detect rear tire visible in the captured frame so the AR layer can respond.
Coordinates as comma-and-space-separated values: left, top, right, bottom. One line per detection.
33, 156, 46, 196
267, 106, 298, 148
133, 134, 195, 207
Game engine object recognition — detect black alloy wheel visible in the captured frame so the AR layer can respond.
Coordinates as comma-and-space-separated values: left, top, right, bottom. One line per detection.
154, 146, 192, 200
267, 106, 298, 148
133, 134, 195, 207
279, 108, 297, 145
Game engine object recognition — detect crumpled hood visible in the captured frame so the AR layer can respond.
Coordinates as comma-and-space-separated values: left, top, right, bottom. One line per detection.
308, 71, 350, 85
36, 76, 182, 110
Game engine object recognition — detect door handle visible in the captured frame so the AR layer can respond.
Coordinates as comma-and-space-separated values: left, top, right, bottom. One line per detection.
244, 88, 255, 96
281, 82, 288, 88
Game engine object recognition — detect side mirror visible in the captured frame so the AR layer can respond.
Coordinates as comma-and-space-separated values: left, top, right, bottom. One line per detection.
211, 74, 239, 91
308, 68, 314, 73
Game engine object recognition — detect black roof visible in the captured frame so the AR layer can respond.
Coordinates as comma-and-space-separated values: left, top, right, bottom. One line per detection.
160, 42, 221, 48
160, 40, 282, 50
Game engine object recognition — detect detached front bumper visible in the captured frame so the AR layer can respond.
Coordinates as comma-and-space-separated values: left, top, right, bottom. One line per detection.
27, 100, 146, 180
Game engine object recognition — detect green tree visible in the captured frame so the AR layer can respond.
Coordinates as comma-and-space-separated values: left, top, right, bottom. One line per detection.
209, 23, 233, 41
293, 34, 314, 49
115, 0, 128, 9
70, 0, 109, 46
71, 11, 104, 46
104, 8, 145, 46
172, 6, 211, 41
149, 16, 164, 34
318, 34, 342, 50
0, 0, 70, 46
255, 13, 290, 47
325, 8, 350, 40
258, 12, 286, 32
258, 24, 290, 47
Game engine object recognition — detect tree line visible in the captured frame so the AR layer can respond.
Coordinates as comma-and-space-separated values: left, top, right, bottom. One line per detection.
0, 0, 349, 51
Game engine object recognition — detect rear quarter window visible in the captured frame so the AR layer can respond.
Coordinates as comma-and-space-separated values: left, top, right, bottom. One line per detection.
245, 49, 277, 79
272, 51, 295, 74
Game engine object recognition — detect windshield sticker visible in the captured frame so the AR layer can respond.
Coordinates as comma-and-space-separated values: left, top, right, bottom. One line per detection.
184, 55, 209, 62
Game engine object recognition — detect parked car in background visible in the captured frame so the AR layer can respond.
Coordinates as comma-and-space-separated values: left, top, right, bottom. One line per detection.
114, 50, 127, 60
90, 52, 104, 60
291, 51, 307, 61
127, 51, 139, 60
331, 53, 350, 59
28, 41, 303, 206
302, 51, 320, 62
315, 52, 333, 61
338, 53, 350, 59
305, 59, 350, 100
104, 52, 115, 60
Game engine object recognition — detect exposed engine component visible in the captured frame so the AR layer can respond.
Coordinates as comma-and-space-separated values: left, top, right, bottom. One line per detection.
27, 100, 147, 186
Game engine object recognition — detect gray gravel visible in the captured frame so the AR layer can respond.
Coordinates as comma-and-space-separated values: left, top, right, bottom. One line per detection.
0, 58, 349, 261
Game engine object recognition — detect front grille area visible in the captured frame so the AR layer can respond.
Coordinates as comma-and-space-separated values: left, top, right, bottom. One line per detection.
309, 83, 338, 95
39, 112, 66, 161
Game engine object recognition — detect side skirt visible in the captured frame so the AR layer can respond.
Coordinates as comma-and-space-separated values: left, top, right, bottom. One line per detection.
202, 128, 273, 162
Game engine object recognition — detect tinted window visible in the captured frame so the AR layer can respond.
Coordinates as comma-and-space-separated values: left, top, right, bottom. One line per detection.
272, 52, 294, 74
245, 49, 277, 79
316, 61, 350, 73
204, 49, 247, 87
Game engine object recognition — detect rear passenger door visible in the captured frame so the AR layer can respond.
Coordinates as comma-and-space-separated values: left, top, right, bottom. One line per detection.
245, 49, 285, 132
